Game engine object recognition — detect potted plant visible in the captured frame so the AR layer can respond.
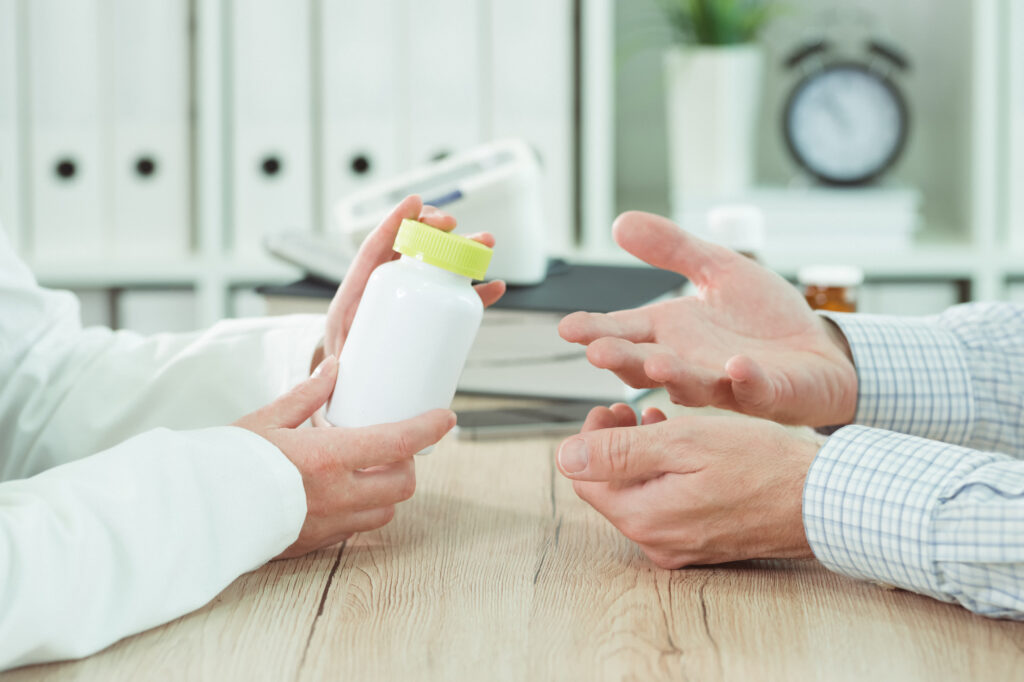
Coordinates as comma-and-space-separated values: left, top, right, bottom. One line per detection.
659, 0, 777, 211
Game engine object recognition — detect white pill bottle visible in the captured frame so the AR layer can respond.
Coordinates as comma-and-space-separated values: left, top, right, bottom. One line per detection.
326, 219, 492, 430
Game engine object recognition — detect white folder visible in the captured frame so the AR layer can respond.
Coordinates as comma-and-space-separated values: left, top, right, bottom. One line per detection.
28, 0, 105, 262
72, 288, 115, 328
405, 0, 482, 167
319, 0, 402, 231
116, 288, 198, 334
229, 0, 313, 257
487, 0, 575, 256
107, 0, 191, 259
0, 0, 22, 255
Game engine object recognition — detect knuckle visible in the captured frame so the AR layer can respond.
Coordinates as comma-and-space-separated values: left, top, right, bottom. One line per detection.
602, 429, 635, 477
617, 370, 652, 389
668, 384, 707, 407
308, 443, 337, 477
393, 432, 415, 457
602, 428, 643, 475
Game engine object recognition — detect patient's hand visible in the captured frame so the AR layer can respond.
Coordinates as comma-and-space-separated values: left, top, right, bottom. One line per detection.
558, 211, 857, 428
319, 195, 506, 366
557, 402, 818, 568
234, 356, 455, 558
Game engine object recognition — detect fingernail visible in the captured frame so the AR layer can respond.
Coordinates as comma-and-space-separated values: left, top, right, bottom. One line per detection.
312, 354, 337, 379
558, 438, 589, 474
447, 411, 457, 429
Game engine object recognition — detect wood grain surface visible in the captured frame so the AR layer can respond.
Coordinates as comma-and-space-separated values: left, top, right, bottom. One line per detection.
9, 402, 1024, 681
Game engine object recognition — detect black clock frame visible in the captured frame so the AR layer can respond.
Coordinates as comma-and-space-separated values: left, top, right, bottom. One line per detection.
782, 61, 911, 187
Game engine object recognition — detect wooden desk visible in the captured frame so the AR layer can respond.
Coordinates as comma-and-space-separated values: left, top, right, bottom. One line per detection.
9, 402, 1024, 681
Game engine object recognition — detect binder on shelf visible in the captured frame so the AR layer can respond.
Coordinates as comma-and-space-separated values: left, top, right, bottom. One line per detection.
487, 0, 575, 256
107, 0, 191, 259
116, 288, 197, 334
229, 0, 313, 257
0, 0, 22, 256
73, 289, 114, 328
257, 262, 688, 402
230, 288, 268, 319
319, 0, 402, 233
28, 0, 105, 262
405, 0, 482, 167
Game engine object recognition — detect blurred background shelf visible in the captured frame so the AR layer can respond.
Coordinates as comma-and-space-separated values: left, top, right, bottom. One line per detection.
1, 0, 1022, 330
605, 0, 1017, 312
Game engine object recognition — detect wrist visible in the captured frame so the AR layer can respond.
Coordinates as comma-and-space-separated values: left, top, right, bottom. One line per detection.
821, 317, 853, 365
786, 432, 820, 559
819, 316, 859, 427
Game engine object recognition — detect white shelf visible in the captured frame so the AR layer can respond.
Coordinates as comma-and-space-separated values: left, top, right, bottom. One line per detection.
32, 257, 300, 288
763, 246, 982, 279
608, 0, 1017, 305
575, 242, 981, 278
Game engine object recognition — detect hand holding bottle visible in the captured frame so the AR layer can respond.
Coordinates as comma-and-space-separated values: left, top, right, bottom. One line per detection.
234, 356, 456, 558
320, 195, 506, 365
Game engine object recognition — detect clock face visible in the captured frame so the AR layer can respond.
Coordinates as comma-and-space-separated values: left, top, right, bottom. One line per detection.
784, 64, 908, 185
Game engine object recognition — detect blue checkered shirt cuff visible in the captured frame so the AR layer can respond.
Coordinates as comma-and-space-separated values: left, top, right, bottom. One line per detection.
821, 312, 974, 444
804, 425, 1012, 605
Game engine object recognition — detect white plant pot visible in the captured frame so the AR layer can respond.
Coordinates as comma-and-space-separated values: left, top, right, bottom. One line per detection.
664, 44, 764, 212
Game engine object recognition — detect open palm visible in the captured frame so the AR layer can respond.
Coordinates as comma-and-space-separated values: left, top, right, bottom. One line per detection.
559, 211, 857, 427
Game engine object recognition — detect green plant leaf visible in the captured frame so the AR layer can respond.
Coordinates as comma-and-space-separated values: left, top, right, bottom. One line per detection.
656, 0, 778, 46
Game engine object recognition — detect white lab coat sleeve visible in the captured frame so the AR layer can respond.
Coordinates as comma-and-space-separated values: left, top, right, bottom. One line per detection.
0, 225, 324, 668
0, 425, 307, 670
0, 221, 327, 479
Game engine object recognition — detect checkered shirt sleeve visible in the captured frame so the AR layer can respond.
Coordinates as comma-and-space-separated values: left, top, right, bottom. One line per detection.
805, 304, 1024, 618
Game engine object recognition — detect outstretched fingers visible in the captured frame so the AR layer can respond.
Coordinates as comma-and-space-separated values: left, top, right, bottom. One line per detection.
559, 309, 655, 345
584, 338, 670, 389
611, 210, 739, 289
643, 352, 728, 408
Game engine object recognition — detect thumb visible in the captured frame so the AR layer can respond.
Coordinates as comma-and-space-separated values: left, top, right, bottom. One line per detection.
556, 424, 668, 483
248, 355, 339, 430
611, 210, 738, 289
726, 354, 777, 416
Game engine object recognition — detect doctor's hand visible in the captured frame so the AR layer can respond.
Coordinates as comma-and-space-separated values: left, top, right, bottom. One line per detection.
557, 404, 818, 569
319, 194, 506, 364
234, 356, 456, 559
558, 211, 857, 427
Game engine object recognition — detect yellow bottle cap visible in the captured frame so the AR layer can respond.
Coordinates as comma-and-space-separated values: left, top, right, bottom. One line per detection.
393, 219, 493, 280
